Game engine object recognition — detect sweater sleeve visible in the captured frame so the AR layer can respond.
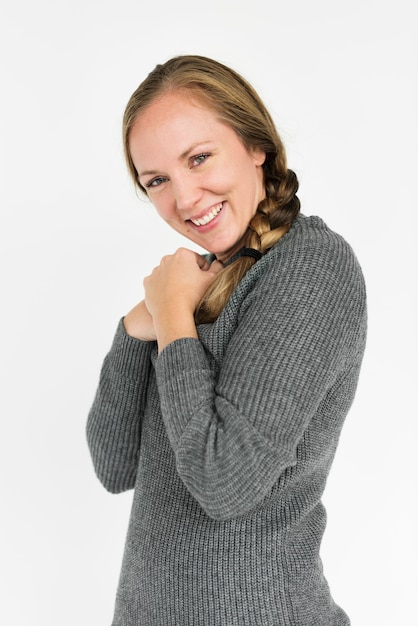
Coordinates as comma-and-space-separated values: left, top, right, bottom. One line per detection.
154, 233, 367, 520
86, 319, 155, 493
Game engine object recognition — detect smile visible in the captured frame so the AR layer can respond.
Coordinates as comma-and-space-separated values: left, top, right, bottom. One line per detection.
190, 202, 223, 226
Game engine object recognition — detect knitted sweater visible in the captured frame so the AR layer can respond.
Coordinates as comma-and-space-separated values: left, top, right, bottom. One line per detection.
87, 215, 367, 625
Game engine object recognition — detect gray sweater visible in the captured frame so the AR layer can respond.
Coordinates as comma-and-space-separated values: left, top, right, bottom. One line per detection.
87, 215, 367, 625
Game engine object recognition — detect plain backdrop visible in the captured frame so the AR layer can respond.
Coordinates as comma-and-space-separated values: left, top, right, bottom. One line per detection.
1, 0, 417, 624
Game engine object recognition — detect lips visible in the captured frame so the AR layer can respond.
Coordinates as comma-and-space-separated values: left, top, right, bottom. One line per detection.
189, 202, 223, 227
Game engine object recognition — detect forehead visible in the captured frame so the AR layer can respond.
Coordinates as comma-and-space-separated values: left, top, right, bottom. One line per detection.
132, 92, 220, 138
128, 91, 239, 167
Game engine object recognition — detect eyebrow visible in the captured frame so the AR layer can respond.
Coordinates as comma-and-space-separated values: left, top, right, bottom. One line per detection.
138, 140, 213, 179
179, 141, 212, 160
138, 168, 159, 179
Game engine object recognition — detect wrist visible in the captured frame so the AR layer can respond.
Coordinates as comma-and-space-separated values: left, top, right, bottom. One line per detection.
123, 300, 156, 342
153, 306, 198, 353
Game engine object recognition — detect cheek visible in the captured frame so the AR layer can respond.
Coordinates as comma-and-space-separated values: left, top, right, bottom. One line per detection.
151, 195, 176, 222
205, 168, 237, 194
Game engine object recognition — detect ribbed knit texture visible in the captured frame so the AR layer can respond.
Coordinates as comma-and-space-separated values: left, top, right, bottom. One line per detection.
86, 216, 367, 625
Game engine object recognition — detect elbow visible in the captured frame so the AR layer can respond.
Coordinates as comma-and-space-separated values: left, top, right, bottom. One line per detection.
86, 429, 137, 494
93, 467, 136, 494
176, 445, 295, 522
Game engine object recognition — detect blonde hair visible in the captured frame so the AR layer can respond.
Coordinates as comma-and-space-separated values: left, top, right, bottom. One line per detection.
123, 55, 300, 323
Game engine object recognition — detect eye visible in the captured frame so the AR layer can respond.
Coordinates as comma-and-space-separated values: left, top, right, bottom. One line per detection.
190, 153, 211, 167
144, 176, 167, 189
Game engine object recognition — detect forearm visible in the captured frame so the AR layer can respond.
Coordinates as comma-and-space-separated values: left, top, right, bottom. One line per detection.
86, 320, 154, 492
155, 337, 296, 520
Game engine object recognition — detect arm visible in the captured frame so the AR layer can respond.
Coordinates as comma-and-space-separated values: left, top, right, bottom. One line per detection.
154, 238, 367, 520
86, 252, 219, 493
86, 318, 155, 493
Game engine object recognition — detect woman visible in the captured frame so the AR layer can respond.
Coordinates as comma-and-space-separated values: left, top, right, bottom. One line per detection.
87, 55, 367, 625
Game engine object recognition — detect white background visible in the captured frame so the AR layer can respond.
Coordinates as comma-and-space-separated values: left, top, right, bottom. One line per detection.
1, 0, 417, 624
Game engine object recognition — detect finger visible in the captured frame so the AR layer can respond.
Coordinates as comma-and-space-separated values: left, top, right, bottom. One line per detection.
207, 260, 224, 276
194, 253, 211, 270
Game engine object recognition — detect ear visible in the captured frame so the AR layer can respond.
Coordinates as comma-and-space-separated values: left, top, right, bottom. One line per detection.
251, 147, 266, 167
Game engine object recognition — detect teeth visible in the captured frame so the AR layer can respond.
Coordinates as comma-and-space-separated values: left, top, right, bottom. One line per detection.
191, 203, 223, 226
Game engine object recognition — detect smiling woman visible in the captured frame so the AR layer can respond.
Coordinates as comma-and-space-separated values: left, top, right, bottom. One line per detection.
122, 56, 299, 324
86, 55, 367, 626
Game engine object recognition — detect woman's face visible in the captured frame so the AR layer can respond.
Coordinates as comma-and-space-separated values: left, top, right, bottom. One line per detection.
129, 91, 266, 262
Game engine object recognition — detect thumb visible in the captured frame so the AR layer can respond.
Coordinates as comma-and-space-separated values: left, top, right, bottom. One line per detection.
207, 259, 224, 277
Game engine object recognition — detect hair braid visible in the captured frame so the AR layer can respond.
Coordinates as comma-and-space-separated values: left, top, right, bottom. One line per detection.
195, 165, 300, 324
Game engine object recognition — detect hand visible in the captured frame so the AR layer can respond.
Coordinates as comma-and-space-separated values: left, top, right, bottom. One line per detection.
143, 248, 223, 351
144, 248, 223, 318
123, 300, 156, 342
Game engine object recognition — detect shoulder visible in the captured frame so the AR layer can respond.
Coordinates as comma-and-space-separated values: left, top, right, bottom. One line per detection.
231, 215, 367, 333
272, 214, 360, 263
262, 215, 365, 291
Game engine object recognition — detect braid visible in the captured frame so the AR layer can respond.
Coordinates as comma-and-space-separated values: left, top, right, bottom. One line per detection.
195, 166, 300, 324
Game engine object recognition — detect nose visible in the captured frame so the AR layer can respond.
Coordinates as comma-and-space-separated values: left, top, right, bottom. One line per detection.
172, 172, 203, 212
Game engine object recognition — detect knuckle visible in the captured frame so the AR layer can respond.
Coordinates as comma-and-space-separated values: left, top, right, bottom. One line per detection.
177, 246, 191, 255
